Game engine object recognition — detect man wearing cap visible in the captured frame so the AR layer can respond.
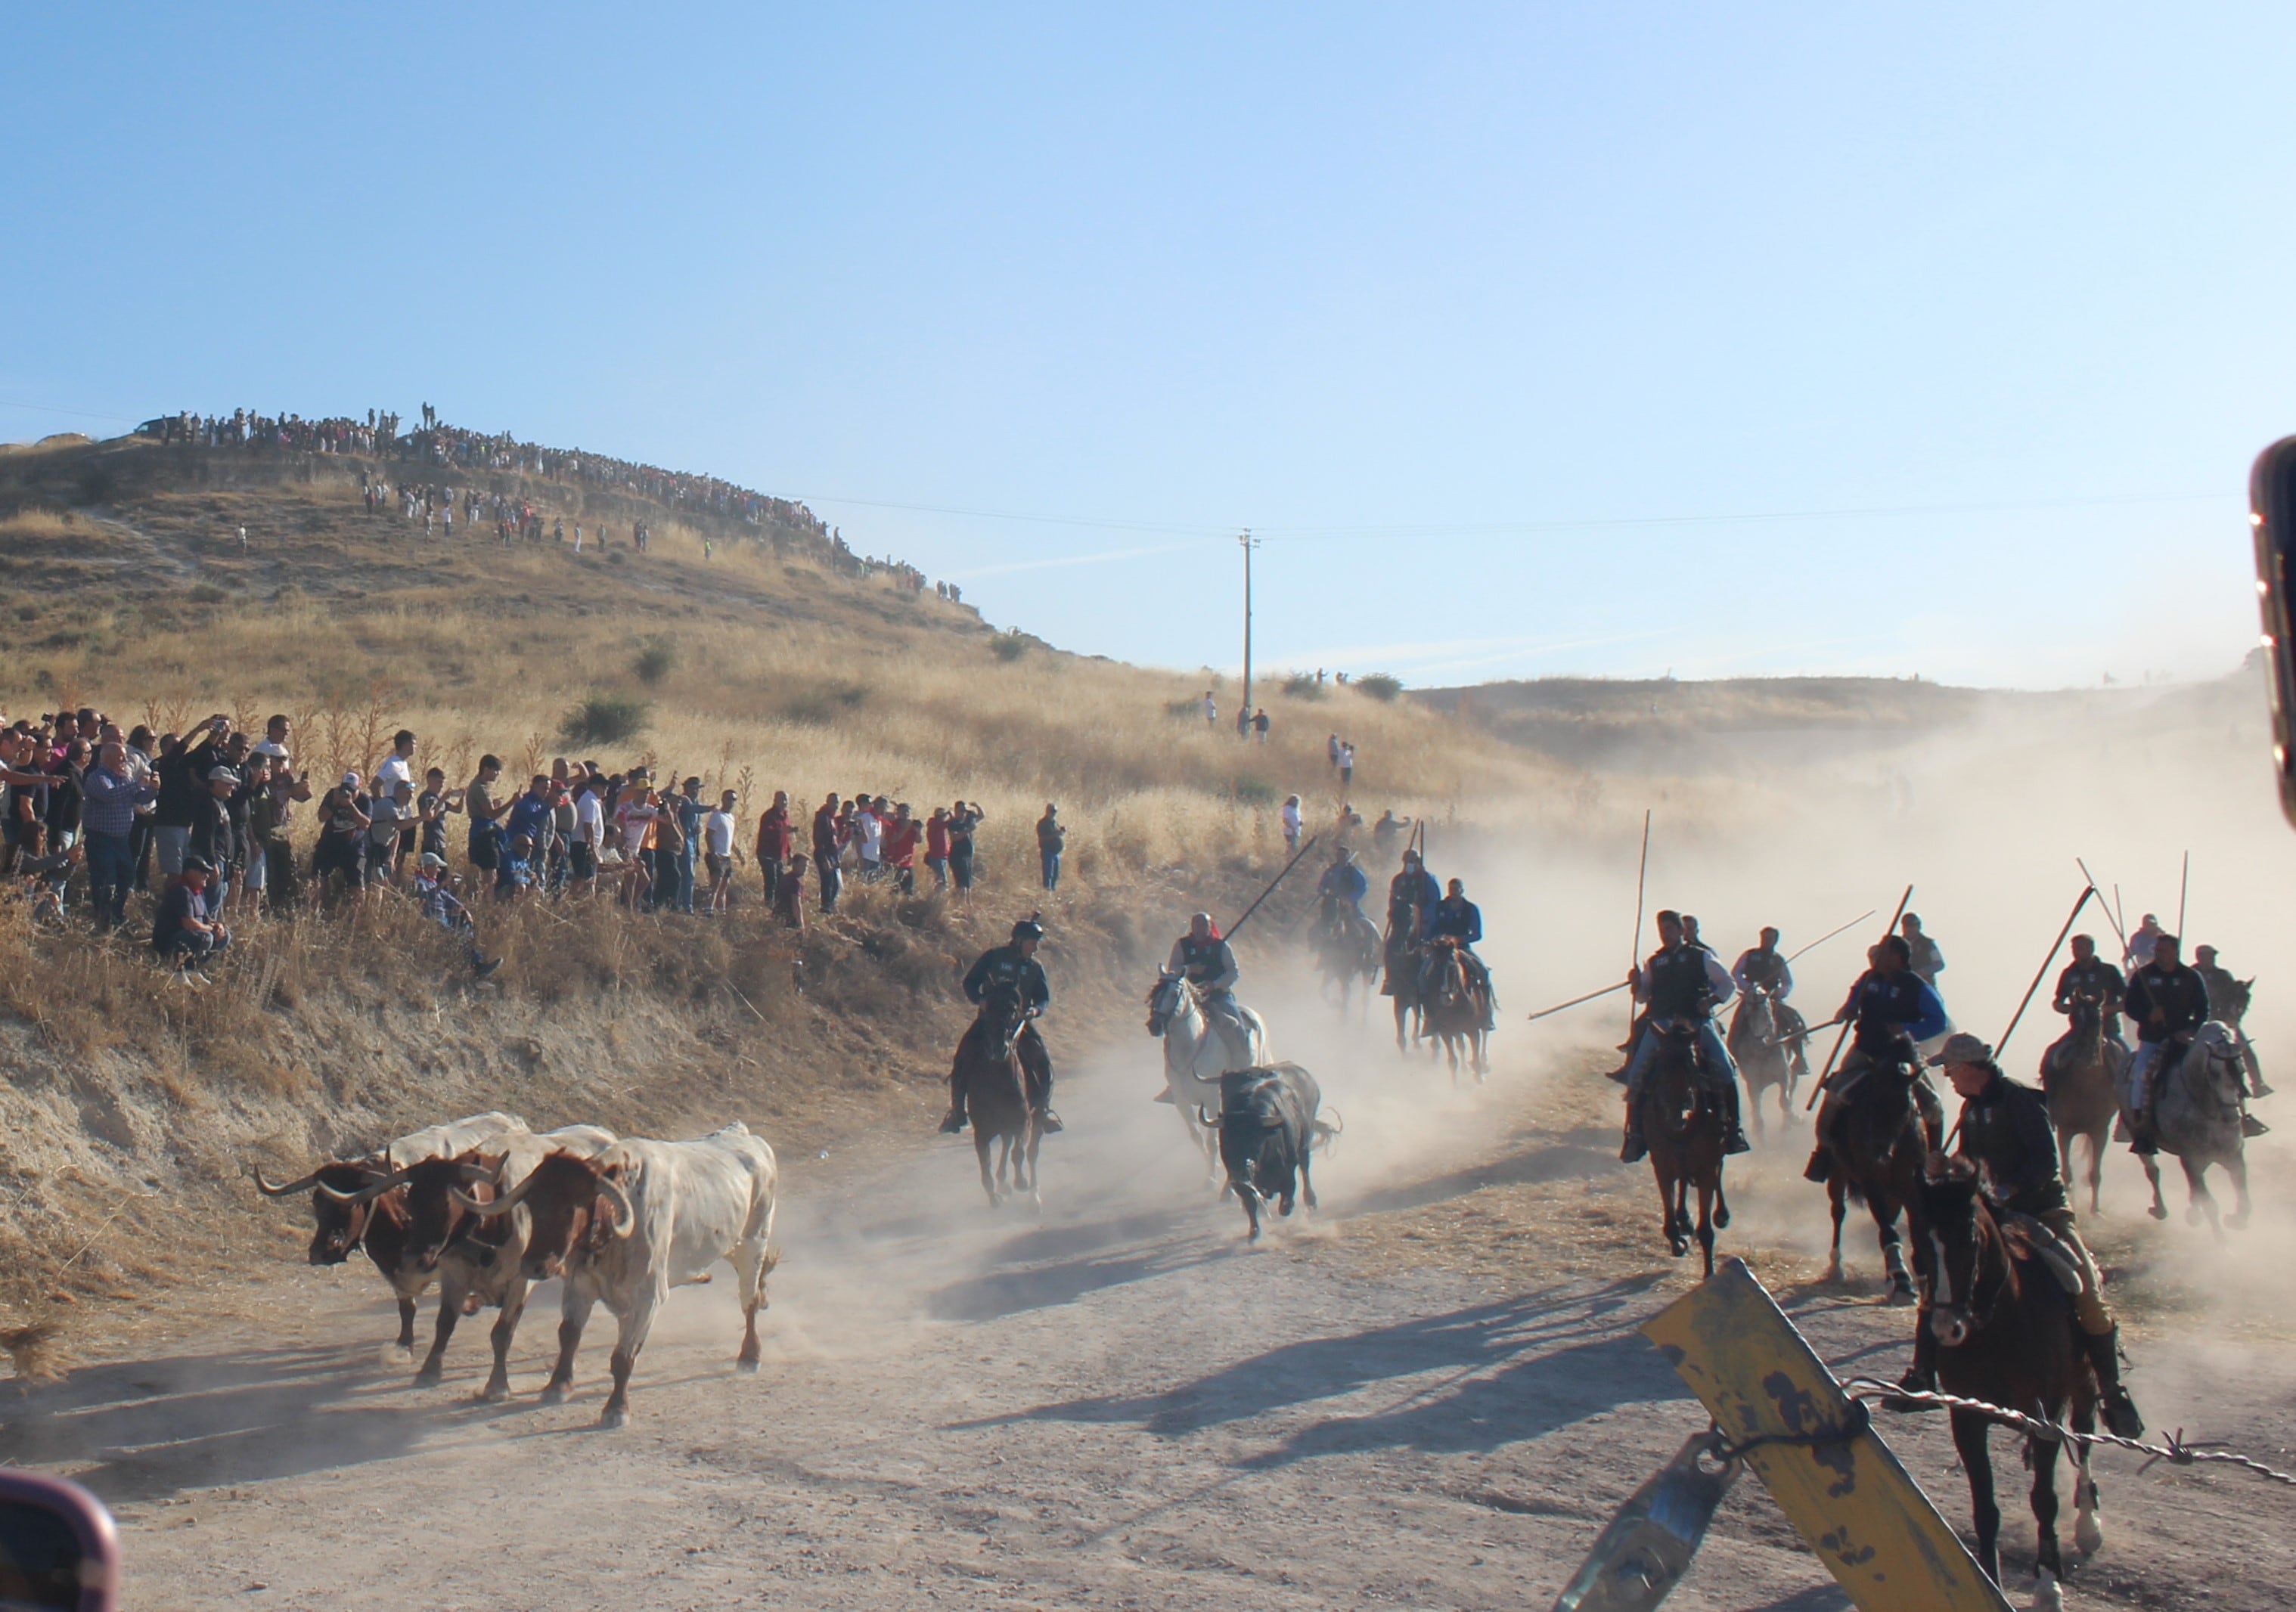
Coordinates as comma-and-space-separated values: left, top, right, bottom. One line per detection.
945, 919, 1060, 1134
1804, 935, 1948, 1183
411, 851, 501, 977
153, 857, 228, 967
2124, 933, 2218, 1154
2192, 945, 2272, 1103
189, 764, 240, 913
1387, 848, 1441, 943
1167, 910, 1253, 1062
1907, 1032, 2146, 1439
1422, 876, 1497, 1029
1618, 910, 1749, 1161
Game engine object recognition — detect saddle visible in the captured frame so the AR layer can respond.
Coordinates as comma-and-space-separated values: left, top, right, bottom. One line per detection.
2002, 1212, 2088, 1300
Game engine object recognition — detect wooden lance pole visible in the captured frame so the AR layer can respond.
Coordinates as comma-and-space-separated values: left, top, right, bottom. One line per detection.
1808, 885, 1913, 1109
1995, 885, 2096, 1061
1627, 810, 1652, 1041
2177, 850, 2189, 941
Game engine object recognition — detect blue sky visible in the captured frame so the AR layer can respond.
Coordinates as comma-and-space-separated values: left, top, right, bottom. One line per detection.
4, 5, 2291, 688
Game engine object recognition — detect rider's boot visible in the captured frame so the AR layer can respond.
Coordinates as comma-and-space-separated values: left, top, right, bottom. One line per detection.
1153, 1087, 1174, 1104
1721, 1082, 1751, 1155
2128, 1098, 2159, 1156
1885, 1319, 1940, 1411
2082, 1327, 2146, 1439
2242, 1100, 2270, 1139
939, 1083, 969, 1135
1034, 1106, 1064, 1134
1620, 1100, 1647, 1164
1802, 1107, 1834, 1183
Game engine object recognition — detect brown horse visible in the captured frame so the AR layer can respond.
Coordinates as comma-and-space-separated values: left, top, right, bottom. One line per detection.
1820, 1051, 1940, 1304
1418, 938, 1489, 1083
1311, 903, 1382, 1017
1919, 1162, 2102, 1606
1380, 919, 1423, 1052
2039, 992, 2123, 1216
1640, 1021, 1729, 1276
953, 980, 1041, 1208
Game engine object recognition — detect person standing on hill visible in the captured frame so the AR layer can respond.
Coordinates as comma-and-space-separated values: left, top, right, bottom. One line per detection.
1281, 794, 1302, 853
674, 777, 706, 913
812, 792, 845, 913
948, 800, 985, 894
925, 805, 952, 889
756, 789, 793, 905
883, 802, 922, 895
1900, 913, 1946, 990
1202, 690, 1218, 730
1252, 708, 1270, 744
464, 755, 507, 881
1338, 740, 1355, 789
1036, 804, 1066, 892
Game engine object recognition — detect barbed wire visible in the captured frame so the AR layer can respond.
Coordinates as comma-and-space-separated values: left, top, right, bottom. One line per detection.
1828, 1377, 2296, 1489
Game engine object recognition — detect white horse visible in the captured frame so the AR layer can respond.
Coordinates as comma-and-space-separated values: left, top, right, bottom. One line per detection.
1146, 972, 1270, 1177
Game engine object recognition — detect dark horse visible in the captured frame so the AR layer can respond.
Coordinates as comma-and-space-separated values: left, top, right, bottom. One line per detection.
1725, 987, 1806, 1142
1380, 916, 1422, 1052
1418, 938, 1489, 1083
1311, 903, 1382, 1017
952, 981, 1041, 1208
1820, 1050, 1940, 1304
1640, 1021, 1729, 1276
2039, 991, 2123, 1217
1919, 1162, 2102, 1606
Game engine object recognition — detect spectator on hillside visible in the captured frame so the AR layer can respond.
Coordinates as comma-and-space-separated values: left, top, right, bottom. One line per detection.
416, 767, 458, 866
190, 765, 240, 911
1037, 804, 1066, 892
756, 789, 793, 906
1281, 794, 1302, 852
548, 764, 577, 893
249, 760, 298, 913
616, 784, 659, 910
812, 793, 844, 913
1202, 691, 1218, 730
705, 789, 739, 915
312, 773, 371, 900
465, 755, 508, 878
1252, 708, 1270, 743
125, 724, 159, 891
1372, 809, 1410, 857
854, 797, 884, 881
947, 800, 984, 894
43, 739, 88, 908
572, 770, 605, 894
155, 716, 228, 876
233, 754, 271, 911
650, 791, 685, 912
775, 854, 810, 931
1339, 740, 1356, 788
154, 857, 228, 969
498, 832, 537, 902
411, 852, 501, 978
925, 806, 952, 889
366, 779, 409, 888
82, 739, 155, 932
376, 730, 418, 865
1327, 733, 1342, 773
883, 802, 921, 896
675, 777, 706, 913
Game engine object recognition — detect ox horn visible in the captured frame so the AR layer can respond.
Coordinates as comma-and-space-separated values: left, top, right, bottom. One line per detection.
315, 1164, 414, 1206
595, 1175, 636, 1238
448, 1165, 542, 1218
455, 1160, 505, 1186
249, 1164, 328, 1198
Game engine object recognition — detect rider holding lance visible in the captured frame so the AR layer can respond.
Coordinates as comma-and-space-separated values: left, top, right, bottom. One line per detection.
2193, 944, 2273, 1105
942, 917, 1062, 1136
1168, 912, 1252, 1060
1803, 935, 1948, 1184
1387, 848, 1440, 942
1730, 926, 1793, 1001
2124, 933, 2212, 1155
2052, 933, 2127, 1047
1317, 846, 1369, 936
1904, 1033, 2146, 1440
1421, 877, 1496, 1029
1619, 910, 1751, 1162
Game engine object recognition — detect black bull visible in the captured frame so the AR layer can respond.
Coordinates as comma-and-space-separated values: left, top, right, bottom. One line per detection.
1215, 1064, 1337, 1242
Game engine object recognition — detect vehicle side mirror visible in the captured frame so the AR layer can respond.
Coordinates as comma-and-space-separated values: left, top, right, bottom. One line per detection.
0, 1471, 119, 1610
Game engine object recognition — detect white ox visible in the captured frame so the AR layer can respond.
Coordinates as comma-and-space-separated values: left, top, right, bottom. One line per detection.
457, 1122, 779, 1426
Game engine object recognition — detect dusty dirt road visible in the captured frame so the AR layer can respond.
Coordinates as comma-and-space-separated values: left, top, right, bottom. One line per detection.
8, 1015, 2295, 1612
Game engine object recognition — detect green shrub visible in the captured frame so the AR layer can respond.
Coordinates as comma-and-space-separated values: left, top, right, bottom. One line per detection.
634, 637, 677, 686
1231, 777, 1278, 805
1355, 672, 1404, 702
782, 682, 870, 727
560, 694, 650, 745
1281, 672, 1323, 700
990, 630, 1031, 662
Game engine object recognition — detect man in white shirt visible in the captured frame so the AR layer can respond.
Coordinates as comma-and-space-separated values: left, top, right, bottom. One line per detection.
572, 776, 605, 892
374, 730, 418, 869
705, 789, 738, 915
1280, 794, 1302, 851
856, 798, 884, 876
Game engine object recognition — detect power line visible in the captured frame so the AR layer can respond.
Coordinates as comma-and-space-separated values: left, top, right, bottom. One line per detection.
0, 398, 140, 425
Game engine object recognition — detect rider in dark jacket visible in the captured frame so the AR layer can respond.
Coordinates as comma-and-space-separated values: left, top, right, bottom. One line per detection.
1619, 910, 1749, 1162
1908, 1034, 2144, 1439
1419, 879, 1494, 1031
2052, 934, 2127, 1045
942, 918, 1060, 1135
2123, 935, 2211, 1155
1803, 936, 1947, 1183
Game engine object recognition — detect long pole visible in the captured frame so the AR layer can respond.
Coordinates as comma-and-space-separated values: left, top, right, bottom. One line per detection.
1627, 810, 1652, 1040
2074, 859, 2128, 947
1996, 885, 2096, 1060
1785, 909, 1879, 964
1809, 884, 1913, 1108
2177, 850, 2190, 940
1224, 832, 1317, 943
1238, 531, 1256, 739
1525, 979, 1632, 1022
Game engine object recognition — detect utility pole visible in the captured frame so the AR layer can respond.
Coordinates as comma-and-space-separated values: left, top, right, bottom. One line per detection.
1239, 529, 1259, 738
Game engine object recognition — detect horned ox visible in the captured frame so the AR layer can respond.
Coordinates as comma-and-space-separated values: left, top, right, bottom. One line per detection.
456, 1122, 779, 1427
250, 1111, 529, 1350
398, 1124, 619, 1397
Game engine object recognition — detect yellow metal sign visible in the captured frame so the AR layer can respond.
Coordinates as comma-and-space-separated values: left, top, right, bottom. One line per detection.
1640, 1259, 2010, 1612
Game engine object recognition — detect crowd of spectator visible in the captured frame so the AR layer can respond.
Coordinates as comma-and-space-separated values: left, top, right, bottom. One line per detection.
0, 706, 1055, 976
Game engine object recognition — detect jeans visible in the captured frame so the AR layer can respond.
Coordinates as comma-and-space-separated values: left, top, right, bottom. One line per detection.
818, 857, 841, 913
1040, 849, 1061, 891
926, 854, 948, 888
677, 845, 697, 913
85, 831, 134, 929
1623, 1018, 1739, 1095
129, 816, 155, 891
155, 823, 191, 877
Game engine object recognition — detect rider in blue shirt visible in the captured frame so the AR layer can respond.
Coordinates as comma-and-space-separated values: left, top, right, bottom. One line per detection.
1418, 878, 1497, 1032
1316, 847, 1370, 935
1803, 935, 1948, 1183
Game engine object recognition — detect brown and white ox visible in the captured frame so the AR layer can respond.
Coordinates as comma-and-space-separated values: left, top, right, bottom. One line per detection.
250, 1111, 528, 1350
396, 1124, 619, 1398
455, 1123, 779, 1427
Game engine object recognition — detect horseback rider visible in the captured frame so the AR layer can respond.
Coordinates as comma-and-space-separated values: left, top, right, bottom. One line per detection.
1803, 935, 1948, 1184
1619, 910, 1751, 1162
942, 918, 1063, 1136
1900, 913, 1946, 991
1316, 846, 1370, 938
1730, 927, 1794, 1002
2122, 913, 2164, 978
2124, 932, 2232, 1153
1419, 877, 1496, 1029
1168, 911, 1252, 1061
1386, 848, 1440, 943
2052, 933, 2127, 1046
1896, 1033, 2146, 1440
2195, 944, 2273, 1102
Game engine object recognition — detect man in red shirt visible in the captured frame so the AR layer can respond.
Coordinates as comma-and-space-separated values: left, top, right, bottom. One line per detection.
924, 806, 952, 889
882, 802, 922, 895
755, 789, 793, 905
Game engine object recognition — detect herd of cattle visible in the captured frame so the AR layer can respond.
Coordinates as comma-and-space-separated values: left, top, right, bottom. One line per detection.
250, 1068, 1339, 1421
253, 1113, 779, 1425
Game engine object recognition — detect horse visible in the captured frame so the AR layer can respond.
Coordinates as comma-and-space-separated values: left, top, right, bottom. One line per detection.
1310, 902, 1382, 1016
1640, 1021, 1729, 1276
1819, 1050, 1940, 1304
2039, 992, 2124, 1216
1380, 919, 1423, 1052
954, 980, 1041, 1208
1417, 938, 1490, 1083
2135, 1023, 2252, 1235
1146, 971, 1269, 1178
1725, 987, 1802, 1142
1919, 1161, 2103, 1607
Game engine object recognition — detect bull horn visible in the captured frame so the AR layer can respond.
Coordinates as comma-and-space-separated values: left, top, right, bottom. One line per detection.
249, 1164, 327, 1198
596, 1175, 636, 1238
456, 1160, 504, 1185
449, 1166, 543, 1218
315, 1164, 414, 1206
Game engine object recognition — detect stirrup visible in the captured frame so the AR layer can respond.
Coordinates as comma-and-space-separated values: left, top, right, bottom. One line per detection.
1619, 1132, 1647, 1164
1034, 1108, 1064, 1133
1802, 1150, 1832, 1184
938, 1111, 966, 1135
1724, 1128, 1751, 1156
2243, 1114, 2270, 1138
